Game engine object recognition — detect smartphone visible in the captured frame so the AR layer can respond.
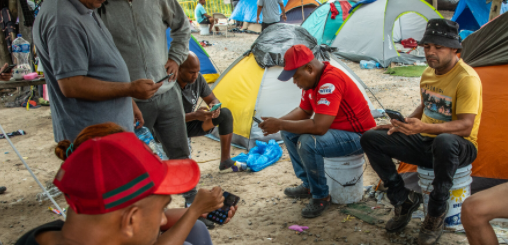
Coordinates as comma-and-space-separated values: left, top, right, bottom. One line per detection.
206, 192, 240, 225
156, 73, 173, 83
252, 117, 263, 124
209, 103, 222, 112
1, 64, 16, 74
385, 109, 406, 123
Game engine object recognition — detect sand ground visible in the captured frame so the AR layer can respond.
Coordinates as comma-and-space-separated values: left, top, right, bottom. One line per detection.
0, 17, 471, 244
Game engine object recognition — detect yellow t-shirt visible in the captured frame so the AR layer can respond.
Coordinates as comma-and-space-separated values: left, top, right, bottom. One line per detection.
420, 59, 482, 148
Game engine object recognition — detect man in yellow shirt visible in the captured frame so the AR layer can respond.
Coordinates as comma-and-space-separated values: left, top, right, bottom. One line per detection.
360, 19, 482, 245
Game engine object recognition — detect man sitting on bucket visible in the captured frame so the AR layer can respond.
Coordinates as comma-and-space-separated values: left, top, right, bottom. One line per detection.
360, 19, 482, 245
259, 44, 376, 218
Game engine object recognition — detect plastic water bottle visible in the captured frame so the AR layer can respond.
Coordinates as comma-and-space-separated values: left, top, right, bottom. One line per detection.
360, 60, 377, 69
135, 126, 164, 158
12, 34, 32, 75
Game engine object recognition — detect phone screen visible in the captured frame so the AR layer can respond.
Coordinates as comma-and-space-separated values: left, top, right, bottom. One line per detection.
385, 109, 406, 123
206, 192, 240, 225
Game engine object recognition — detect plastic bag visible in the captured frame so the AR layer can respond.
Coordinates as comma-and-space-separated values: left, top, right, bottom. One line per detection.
232, 140, 283, 172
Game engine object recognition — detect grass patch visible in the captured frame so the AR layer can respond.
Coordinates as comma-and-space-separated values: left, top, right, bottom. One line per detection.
384, 65, 428, 77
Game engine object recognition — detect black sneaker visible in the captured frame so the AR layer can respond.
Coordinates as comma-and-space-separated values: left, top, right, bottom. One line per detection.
385, 190, 422, 232
0, 186, 5, 194
301, 198, 330, 218
284, 184, 312, 199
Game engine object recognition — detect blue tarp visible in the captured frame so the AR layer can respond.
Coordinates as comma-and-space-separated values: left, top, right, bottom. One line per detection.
349, 0, 376, 13
230, 0, 289, 23
166, 28, 218, 80
452, 0, 508, 32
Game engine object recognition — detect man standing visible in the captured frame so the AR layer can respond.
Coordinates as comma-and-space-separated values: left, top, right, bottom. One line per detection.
259, 45, 376, 218
256, 0, 286, 31
360, 19, 482, 245
33, 0, 161, 142
176, 52, 238, 172
99, 1, 191, 160
195, 0, 215, 33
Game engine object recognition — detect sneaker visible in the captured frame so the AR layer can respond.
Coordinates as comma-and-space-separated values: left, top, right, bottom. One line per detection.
301, 198, 330, 218
385, 190, 422, 232
418, 205, 449, 245
0, 186, 6, 194
284, 184, 311, 199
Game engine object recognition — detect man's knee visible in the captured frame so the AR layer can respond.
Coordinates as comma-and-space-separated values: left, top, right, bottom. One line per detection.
432, 133, 460, 154
462, 195, 489, 223
360, 129, 385, 149
213, 107, 233, 135
219, 108, 232, 123
297, 134, 316, 154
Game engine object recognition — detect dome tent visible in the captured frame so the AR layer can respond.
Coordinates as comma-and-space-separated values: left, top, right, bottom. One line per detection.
282, 0, 321, 24
331, 0, 442, 67
206, 25, 377, 149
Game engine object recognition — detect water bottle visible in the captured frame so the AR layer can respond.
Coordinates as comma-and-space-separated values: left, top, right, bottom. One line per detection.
135, 126, 164, 158
360, 60, 377, 69
12, 34, 32, 75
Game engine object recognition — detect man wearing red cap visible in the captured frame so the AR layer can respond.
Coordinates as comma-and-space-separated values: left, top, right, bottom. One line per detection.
15, 127, 237, 245
259, 44, 376, 218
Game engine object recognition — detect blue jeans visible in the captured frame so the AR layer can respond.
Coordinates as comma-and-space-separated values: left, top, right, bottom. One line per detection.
281, 130, 364, 199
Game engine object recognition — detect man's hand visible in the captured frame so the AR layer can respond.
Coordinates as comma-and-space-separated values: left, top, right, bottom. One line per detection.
190, 187, 224, 215
193, 107, 214, 121
282, 14, 287, 22
259, 117, 281, 136
132, 100, 144, 129
0, 63, 13, 81
201, 205, 238, 224
164, 58, 179, 81
129, 79, 162, 100
210, 103, 221, 119
388, 118, 426, 136
256, 16, 260, 23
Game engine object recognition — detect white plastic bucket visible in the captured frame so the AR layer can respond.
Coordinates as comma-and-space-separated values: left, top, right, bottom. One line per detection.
324, 155, 365, 204
199, 24, 210, 35
417, 165, 473, 231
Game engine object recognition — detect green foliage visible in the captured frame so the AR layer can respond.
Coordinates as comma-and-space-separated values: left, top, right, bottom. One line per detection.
178, 0, 233, 20
384, 65, 428, 77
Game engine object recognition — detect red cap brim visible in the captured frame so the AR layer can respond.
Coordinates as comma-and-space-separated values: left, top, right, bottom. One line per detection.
154, 159, 200, 195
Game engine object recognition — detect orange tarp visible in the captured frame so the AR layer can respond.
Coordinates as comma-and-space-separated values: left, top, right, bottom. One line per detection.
398, 64, 508, 181
285, 0, 319, 11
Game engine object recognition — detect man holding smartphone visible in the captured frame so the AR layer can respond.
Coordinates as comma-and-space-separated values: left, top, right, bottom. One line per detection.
360, 19, 482, 245
176, 52, 238, 172
259, 45, 376, 218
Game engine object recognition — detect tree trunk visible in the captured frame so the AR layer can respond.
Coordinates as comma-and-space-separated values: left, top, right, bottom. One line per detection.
489, 0, 502, 21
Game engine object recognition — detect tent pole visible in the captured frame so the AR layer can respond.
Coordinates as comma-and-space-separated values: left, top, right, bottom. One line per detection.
489, 0, 502, 20
301, 0, 305, 21
432, 0, 438, 10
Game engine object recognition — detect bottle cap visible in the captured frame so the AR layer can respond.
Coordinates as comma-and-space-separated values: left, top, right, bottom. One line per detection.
17, 34, 22, 38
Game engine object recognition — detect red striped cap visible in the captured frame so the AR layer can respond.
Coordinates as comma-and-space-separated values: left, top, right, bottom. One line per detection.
53, 132, 200, 215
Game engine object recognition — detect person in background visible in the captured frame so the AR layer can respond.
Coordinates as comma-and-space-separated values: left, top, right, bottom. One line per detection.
360, 19, 482, 245
15, 122, 237, 245
176, 52, 239, 172
462, 182, 508, 245
33, 0, 161, 142
256, 0, 286, 31
259, 45, 376, 218
195, 0, 215, 33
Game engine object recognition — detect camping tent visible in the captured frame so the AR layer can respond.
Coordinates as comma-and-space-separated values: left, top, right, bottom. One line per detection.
166, 28, 219, 83
230, 0, 289, 23
301, 0, 355, 45
207, 25, 376, 149
331, 0, 442, 67
398, 13, 508, 194
282, 0, 321, 24
451, 0, 507, 32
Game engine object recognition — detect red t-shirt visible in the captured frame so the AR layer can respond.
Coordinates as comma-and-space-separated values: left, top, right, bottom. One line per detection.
300, 62, 376, 133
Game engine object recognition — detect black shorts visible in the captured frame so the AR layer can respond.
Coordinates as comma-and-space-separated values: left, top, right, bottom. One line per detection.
199, 18, 212, 25
187, 120, 214, 137
262, 22, 277, 31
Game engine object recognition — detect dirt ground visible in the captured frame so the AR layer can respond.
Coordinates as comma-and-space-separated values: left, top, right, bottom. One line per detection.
0, 14, 471, 245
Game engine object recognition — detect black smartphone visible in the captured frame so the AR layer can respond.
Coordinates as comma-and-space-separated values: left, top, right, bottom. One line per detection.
206, 192, 240, 225
156, 73, 173, 83
252, 117, 263, 124
1, 64, 16, 74
385, 109, 406, 123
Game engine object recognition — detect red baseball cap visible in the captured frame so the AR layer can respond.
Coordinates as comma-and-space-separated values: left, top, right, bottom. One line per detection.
53, 132, 200, 215
278, 44, 315, 81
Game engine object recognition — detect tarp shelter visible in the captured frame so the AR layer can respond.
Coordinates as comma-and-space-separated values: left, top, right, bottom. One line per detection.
398, 13, 508, 194
451, 0, 508, 32
230, 0, 289, 23
208, 25, 376, 149
301, 0, 355, 45
166, 28, 219, 83
331, 0, 442, 67
282, 0, 321, 24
